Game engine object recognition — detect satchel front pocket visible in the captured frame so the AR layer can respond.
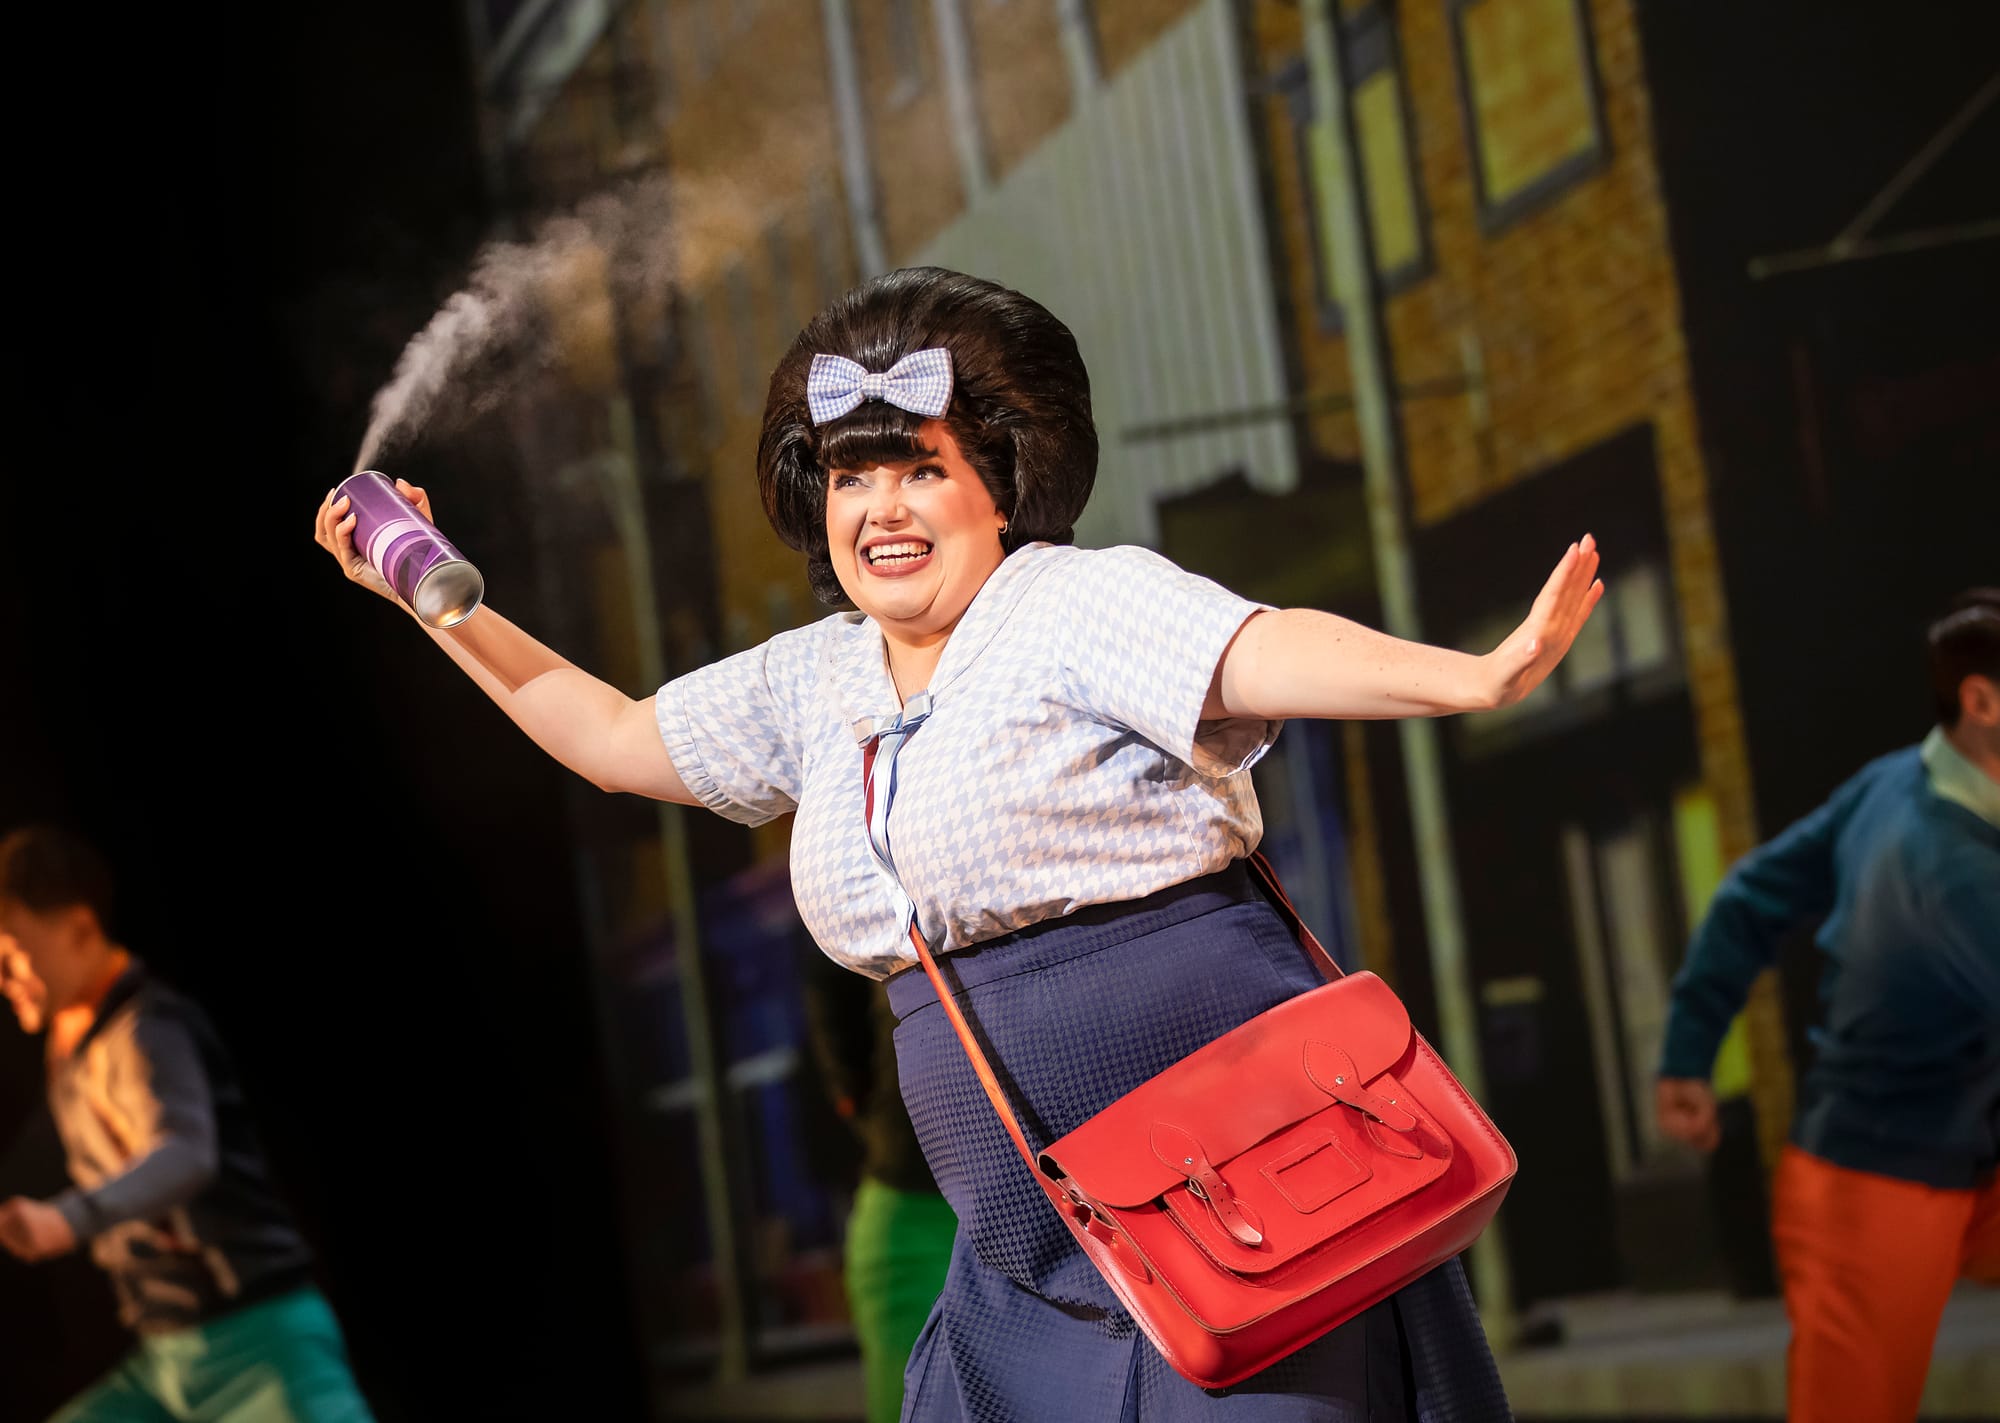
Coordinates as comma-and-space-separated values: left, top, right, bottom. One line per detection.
1159, 1092, 1450, 1276
1264, 1130, 1370, 1213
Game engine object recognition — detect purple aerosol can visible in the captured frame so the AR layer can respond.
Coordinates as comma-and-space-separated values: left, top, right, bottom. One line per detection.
335, 470, 486, 628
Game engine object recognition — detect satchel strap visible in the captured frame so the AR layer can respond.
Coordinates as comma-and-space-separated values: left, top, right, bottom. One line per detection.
1246, 853, 1345, 987
859, 698, 1343, 1188
903, 849, 1340, 1191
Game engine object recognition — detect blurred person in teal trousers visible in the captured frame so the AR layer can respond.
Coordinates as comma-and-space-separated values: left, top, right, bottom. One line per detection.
0, 827, 375, 1423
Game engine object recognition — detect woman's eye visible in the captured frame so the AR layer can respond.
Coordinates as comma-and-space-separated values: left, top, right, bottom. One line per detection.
910, 466, 943, 481
831, 473, 860, 489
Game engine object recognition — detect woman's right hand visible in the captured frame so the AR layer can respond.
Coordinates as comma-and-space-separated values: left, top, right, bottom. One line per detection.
314, 478, 433, 607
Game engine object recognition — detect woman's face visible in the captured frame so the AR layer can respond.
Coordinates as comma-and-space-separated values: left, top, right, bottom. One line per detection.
825, 419, 1008, 642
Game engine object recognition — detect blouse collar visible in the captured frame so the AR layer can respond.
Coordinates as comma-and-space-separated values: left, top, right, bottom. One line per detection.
823, 543, 1065, 743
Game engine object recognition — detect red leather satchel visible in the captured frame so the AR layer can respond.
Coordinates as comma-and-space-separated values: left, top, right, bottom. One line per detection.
905, 855, 1516, 1389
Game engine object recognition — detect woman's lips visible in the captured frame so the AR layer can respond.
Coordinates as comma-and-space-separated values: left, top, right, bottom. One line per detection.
863, 541, 934, 576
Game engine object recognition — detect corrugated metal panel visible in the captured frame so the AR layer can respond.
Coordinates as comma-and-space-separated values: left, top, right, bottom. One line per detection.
915, 0, 1297, 549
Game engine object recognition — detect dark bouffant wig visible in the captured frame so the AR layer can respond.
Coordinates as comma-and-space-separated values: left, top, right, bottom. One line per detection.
758, 267, 1098, 605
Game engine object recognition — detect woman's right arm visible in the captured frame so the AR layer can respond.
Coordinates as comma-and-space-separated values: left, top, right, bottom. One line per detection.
315, 481, 697, 804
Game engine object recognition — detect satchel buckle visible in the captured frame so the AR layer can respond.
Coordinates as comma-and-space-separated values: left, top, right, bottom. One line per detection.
1150, 1124, 1265, 1247
1063, 1182, 1105, 1222
1059, 1182, 1151, 1283
1306, 1040, 1419, 1135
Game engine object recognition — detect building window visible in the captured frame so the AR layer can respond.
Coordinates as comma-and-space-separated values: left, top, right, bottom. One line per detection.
1560, 804, 1692, 1181
1274, 65, 1338, 331
1450, 0, 1607, 230
1452, 556, 1683, 754
1274, 4, 1430, 333
1344, 6, 1426, 282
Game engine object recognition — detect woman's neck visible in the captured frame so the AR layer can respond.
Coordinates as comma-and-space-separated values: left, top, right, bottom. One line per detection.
885, 636, 946, 705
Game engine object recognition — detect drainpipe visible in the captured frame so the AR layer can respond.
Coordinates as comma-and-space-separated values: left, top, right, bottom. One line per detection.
930, 0, 991, 202
823, 0, 890, 275
1301, 0, 1516, 1344
1056, 0, 1102, 105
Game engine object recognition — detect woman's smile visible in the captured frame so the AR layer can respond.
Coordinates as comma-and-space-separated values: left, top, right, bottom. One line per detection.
861, 537, 936, 574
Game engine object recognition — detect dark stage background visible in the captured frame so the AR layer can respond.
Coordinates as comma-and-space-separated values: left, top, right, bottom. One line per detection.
5, 4, 1997, 1421
4, 6, 646, 1420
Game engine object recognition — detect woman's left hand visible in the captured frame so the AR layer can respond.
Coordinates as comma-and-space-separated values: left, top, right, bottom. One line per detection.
1478, 534, 1604, 710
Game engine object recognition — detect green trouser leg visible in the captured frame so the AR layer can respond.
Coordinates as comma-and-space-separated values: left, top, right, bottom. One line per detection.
49, 1358, 174, 1423
56, 1287, 375, 1423
844, 1180, 958, 1423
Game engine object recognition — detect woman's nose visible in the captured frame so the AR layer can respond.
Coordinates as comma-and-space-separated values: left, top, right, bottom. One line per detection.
867, 479, 907, 524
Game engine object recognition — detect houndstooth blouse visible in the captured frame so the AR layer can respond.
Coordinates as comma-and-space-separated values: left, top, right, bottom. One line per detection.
655, 543, 1278, 977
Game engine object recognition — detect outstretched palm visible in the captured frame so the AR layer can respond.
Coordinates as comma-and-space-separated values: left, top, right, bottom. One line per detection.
1485, 535, 1604, 709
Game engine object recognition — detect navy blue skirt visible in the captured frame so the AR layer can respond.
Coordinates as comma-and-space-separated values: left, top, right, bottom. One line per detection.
886, 862, 1512, 1422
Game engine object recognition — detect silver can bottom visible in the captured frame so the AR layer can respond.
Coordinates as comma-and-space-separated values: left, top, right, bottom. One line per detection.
412, 559, 486, 629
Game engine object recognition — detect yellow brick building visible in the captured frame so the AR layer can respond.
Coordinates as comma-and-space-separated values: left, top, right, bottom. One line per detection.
1243, 0, 1780, 1305
475, 0, 1790, 1345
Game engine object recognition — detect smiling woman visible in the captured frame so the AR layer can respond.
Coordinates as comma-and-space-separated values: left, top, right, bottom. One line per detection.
314, 265, 1600, 1423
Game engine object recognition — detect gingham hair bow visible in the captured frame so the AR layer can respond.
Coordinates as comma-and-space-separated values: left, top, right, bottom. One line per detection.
807, 348, 954, 426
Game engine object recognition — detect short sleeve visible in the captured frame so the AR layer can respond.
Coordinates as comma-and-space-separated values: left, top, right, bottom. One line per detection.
655, 625, 820, 826
1053, 546, 1279, 777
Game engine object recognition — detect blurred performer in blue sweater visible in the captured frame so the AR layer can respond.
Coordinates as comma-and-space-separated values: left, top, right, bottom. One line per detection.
1656, 589, 2000, 1423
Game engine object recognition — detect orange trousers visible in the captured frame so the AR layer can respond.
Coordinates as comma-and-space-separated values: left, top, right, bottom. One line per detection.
1773, 1145, 2000, 1422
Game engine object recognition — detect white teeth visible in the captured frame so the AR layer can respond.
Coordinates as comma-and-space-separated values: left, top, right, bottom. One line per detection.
866, 542, 931, 564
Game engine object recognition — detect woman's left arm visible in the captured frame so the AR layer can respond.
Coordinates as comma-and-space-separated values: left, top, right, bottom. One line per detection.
1206, 535, 1602, 720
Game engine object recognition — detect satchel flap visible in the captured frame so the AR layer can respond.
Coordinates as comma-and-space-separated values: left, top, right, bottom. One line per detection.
1161, 1100, 1450, 1274
1040, 972, 1414, 1207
